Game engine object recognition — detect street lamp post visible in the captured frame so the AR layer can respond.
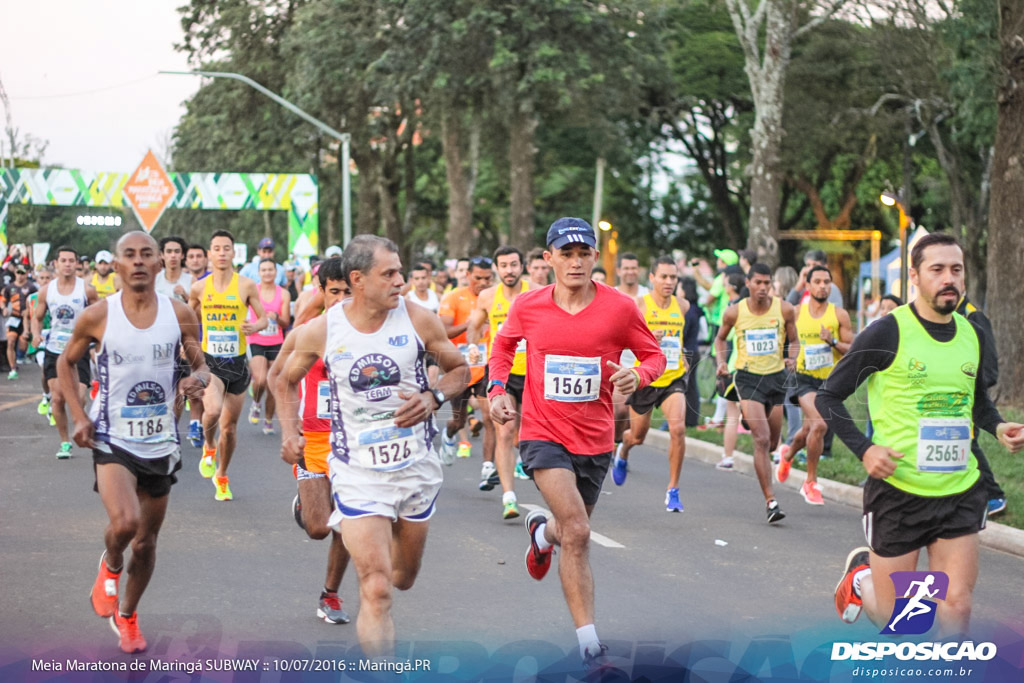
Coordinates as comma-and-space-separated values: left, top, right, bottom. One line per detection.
880, 191, 910, 298
160, 70, 352, 247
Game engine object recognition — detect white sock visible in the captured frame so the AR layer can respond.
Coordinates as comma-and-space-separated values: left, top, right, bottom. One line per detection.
533, 523, 552, 552
712, 396, 727, 422
852, 568, 870, 597
502, 491, 517, 505
576, 624, 600, 658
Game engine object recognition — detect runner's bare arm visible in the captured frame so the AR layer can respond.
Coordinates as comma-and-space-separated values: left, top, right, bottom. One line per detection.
57, 303, 106, 448
465, 288, 493, 345
616, 304, 666, 393
714, 304, 738, 375
781, 301, 799, 370
188, 279, 203, 323
267, 329, 300, 402
395, 304, 471, 428
85, 284, 100, 305
241, 278, 268, 335
172, 299, 211, 401
275, 317, 327, 464
31, 282, 48, 342
278, 289, 292, 330
833, 307, 854, 355
293, 288, 324, 326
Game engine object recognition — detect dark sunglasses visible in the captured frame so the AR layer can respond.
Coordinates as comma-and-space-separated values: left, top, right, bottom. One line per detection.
469, 257, 493, 268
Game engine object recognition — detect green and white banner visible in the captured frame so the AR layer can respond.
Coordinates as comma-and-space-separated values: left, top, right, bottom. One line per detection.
0, 167, 319, 255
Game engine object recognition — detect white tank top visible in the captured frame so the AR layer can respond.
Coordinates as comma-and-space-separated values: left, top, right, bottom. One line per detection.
45, 277, 87, 353
90, 291, 182, 459
324, 297, 435, 471
406, 288, 440, 313
154, 270, 193, 302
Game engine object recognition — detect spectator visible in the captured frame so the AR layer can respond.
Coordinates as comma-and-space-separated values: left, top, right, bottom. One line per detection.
788, 249, 842, 307
240, 237, 286, 286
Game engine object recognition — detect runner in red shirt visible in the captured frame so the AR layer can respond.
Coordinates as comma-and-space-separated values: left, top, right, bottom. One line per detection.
488, 217, 664, 671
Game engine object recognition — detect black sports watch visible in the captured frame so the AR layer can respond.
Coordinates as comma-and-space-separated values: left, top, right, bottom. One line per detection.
429, 388, 446, 409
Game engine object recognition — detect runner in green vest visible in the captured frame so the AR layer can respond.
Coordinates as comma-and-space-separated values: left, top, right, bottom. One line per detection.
819, 233, 1024, 636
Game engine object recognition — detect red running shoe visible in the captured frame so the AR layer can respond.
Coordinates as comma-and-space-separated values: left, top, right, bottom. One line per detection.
109, 610, 147, 653
524, 509, 554, 581
834, 547, 870, 623
90, 552, 120, 618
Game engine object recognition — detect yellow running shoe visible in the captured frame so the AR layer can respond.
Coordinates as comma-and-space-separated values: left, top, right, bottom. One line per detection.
457, 441, 472, 458
214, 476, 233, 501
199, 447, 216, 479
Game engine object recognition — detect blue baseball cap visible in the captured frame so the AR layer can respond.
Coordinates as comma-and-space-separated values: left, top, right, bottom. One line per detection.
546, 217, 597, 249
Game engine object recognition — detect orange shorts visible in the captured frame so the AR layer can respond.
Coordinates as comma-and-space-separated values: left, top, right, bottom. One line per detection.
301, 430, 331, 476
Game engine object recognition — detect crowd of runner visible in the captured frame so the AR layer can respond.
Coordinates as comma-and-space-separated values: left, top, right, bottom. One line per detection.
2, 221, 1022, 670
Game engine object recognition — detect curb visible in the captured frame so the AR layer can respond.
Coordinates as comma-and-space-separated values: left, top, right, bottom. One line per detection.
642, 430, 1024, 559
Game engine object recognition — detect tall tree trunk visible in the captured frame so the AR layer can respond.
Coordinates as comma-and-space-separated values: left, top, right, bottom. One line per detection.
352, 150, 381, 236
378, 144, 402, 249
401, 139, 417, 267
442, 107, 474, 257
746, 85, 784, 265
508, 99, 537, 250
986, 0, 1024, 405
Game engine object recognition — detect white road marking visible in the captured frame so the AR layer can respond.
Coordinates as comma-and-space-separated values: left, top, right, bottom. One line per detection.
520, 503, 625, 548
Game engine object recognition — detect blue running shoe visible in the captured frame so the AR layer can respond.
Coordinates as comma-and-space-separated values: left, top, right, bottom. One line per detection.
665, 488, 683, 513
988, 498, 1007, 516
187, 419, 203, 448
611, 443, 628, 486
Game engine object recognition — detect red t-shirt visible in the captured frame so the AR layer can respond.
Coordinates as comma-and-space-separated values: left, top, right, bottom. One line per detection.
488, 282, 665, 456
301, 357, 331, 432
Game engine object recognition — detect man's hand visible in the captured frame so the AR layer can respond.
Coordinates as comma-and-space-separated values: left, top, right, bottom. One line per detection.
281, 434, 305, 465
862, 444, 903, 479
72, 417, 96, 449
606, 360, 639, 395
996, 422, 1024, 453
653, 329, 666, 342
716, 361, 729, 377
784, 357, 796, 372
819, 325, 834, 344
393, 390, 434, 428
490, 393, 517, 424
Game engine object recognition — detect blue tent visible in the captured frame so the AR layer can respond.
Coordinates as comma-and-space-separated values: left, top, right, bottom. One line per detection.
858, 244, 900, 294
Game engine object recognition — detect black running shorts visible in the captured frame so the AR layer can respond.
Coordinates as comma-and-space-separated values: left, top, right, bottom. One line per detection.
506, 373, 525, 404
862, 477, 987, 558
733, 369, 787, 409
627, 374, 688, 415
93, 442, 181, 499
204, 353, 251, 395
787, 372, 825, 405
519, 440, 612, 507
451, 368, 488, 409
249, 342, 282, 362
43, 349, 90, 385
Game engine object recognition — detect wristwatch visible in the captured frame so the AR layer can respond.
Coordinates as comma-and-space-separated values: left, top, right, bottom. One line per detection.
429, 387, 446, 409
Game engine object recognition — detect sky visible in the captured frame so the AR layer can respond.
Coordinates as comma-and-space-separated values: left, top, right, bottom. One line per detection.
1, 0, 199, 171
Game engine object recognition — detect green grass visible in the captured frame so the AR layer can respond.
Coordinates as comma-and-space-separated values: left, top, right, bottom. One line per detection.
654, 366, 1024, 530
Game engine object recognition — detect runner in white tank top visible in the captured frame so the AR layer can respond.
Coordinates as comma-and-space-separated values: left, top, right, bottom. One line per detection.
33, 246, 100, 459
57, 231, 210, 655
276, 236, 469, 657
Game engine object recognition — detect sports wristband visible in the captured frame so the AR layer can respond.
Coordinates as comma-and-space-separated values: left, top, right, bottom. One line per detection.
630, 368, 642, 387
487, 379, 506, 393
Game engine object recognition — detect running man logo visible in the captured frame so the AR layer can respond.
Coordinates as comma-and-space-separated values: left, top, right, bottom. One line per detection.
881, 571, 949, 635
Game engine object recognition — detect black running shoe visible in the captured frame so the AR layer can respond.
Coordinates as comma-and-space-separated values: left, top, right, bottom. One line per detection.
766, 499, 786, 524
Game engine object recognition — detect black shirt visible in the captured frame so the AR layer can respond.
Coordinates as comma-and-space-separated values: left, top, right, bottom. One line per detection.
815, 303, 1003, 459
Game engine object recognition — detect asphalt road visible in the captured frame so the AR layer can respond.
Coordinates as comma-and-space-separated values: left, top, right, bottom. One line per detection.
2, 361, 1023, 681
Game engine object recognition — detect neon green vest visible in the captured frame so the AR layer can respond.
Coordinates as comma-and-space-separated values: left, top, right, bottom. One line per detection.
866, 305, 980, 497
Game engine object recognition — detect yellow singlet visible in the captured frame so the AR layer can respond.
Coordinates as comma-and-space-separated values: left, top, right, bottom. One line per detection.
733, 297, 785, 374
489, 280, 529, 376
795, 302, 840, 379
639, 293, 686, 388
200, 273, 250, 357
91, 273, 117, 299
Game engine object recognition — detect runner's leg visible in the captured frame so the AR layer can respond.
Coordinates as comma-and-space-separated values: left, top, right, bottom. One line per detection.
341, 516, 398, 656
215, 391, 245, 478
119, 490, 170, 614
927, 534, 979, 636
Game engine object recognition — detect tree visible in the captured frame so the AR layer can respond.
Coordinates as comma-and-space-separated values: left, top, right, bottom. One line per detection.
724, 0, 848, 265
986, 0, 1024, 405
642, 0, 753, 249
